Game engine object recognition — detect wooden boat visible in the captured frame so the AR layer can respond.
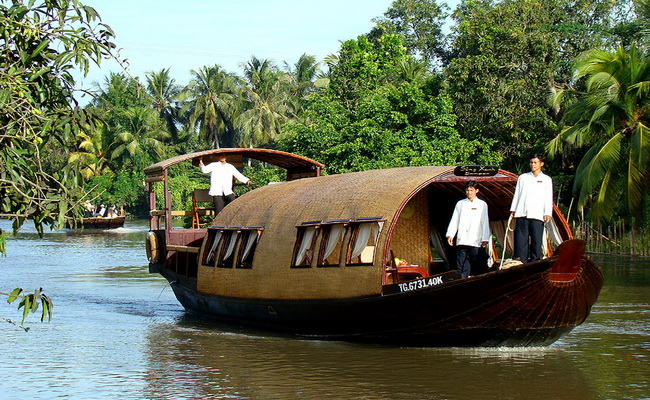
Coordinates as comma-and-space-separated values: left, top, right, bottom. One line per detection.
68, 216, 126, 229
144, 148, 603, 347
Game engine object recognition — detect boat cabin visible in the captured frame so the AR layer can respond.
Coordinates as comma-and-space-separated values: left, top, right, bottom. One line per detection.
145, 149, 572, 301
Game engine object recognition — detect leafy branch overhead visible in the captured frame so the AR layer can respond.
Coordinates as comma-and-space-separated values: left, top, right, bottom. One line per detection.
2, 288, 53, 332
0, 0, 121, 234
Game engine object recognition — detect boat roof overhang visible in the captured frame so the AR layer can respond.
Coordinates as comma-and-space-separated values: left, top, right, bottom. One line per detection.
144, 148, 325, 180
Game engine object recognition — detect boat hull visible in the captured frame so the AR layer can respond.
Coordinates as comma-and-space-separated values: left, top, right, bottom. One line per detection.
155, 254, 603, 347
75, 216, 125, 229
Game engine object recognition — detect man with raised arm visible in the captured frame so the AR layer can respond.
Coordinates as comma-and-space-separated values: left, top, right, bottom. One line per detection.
198, 155, 252, 215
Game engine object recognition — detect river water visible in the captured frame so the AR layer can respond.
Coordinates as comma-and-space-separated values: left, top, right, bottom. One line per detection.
0, 219, 648, 400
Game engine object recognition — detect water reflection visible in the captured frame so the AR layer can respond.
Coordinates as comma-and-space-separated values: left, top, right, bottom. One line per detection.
143, 316, 599, 400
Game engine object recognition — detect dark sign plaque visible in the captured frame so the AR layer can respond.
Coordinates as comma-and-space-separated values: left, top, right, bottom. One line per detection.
453, 165, 499, 176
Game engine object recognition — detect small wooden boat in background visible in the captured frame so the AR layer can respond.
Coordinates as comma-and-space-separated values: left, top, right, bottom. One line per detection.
67, 216, 126, 229
144, 148, 604, 347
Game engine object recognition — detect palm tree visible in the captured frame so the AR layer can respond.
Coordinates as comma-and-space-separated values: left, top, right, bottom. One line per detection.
145, 68, 182, 142
236, 57, 291, 146
180, 66, 242, 148
236, 83, 291, 147
112, 107, 170, 169
284, 54, 320, 98
392, 58, 428, 83
548, 44, 650, 222
67, 122, 115, 179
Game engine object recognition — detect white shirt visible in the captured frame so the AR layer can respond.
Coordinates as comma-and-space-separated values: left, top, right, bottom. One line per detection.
510, 171, 553, 221
201, 162, 249, 196
446, 197, 490, 247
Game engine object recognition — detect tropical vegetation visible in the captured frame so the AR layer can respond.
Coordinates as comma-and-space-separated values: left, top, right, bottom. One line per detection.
2, 0, 650, 238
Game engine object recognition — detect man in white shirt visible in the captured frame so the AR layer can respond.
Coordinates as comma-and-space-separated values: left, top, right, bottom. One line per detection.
198, 155, 251, 215
446, 181, 491, 278
94, 204, 106, 217
509, 154, 553, 262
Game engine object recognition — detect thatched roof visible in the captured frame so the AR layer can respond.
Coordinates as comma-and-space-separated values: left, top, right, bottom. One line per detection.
214, 165, 518, 229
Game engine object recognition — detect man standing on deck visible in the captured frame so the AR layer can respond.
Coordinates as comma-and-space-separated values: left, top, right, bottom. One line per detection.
510, 154, 554, 262
198, 155, 252, 215
446, 181, 491, 278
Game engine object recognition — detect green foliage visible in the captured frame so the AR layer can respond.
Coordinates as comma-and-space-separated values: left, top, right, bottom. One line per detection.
86, 170, 147, 216
547, 44, 650, 224
180, 65, 243, 149
146, 68, 183, 141
0, 0, 119, 233
446, 0, 628, 169
0, 228, 5, 257
152, 169, 204, 214
370, 0, 450, 66
280, 34, 498, 173
241, 164, 287, 193
2, 288, 52, 332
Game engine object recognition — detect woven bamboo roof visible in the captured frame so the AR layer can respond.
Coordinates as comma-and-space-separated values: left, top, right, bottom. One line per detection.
213, 165, 518, 230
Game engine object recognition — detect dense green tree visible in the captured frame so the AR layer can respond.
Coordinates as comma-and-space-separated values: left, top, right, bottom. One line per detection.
284, 54, 321, 98
86, 170, 148, 216
91, 72, 151, 130
371, 0, 450, 66
280, 34, 496, 173
0, 0, 119, 233
181, 65, 242, 148
283, 54, 324, 117
547, 44, 650, 223
446, 0, 630, 169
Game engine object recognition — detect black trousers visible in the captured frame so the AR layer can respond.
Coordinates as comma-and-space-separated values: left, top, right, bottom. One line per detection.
212, 194, 236, 215
514, 217, 544, 262
455, 245, 488, 278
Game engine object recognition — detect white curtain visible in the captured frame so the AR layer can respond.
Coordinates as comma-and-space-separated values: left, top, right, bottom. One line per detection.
350, 223, 373, 260
490, 219, 515, 257
373, 222, 384, 244
429, 230, 448, 265
545, 218, 563, 247
206, 231, 222, 264
222, 231, 239, 262
322, 224, 343, 262
294, 226, 316, 266
241, 230, 259, 262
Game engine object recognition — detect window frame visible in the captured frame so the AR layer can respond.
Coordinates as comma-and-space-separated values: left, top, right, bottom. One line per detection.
316, 219, 350, 267
202, 225, 264, 269
345, 217, 385, 266
235, 226, 264, 269
291, 221, 322, 268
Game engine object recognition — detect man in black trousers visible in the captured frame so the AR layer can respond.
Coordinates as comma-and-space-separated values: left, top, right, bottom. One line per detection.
509, 154, 553, 262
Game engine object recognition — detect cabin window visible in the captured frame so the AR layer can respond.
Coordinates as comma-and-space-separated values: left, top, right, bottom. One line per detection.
236, 228, 263, 269
217, 230, 240, 268
317, 221, 348, 267
203, 225, 264, 269
346, 220, 384, 266
203, 228, 225, 266
292, 223, 320, 268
